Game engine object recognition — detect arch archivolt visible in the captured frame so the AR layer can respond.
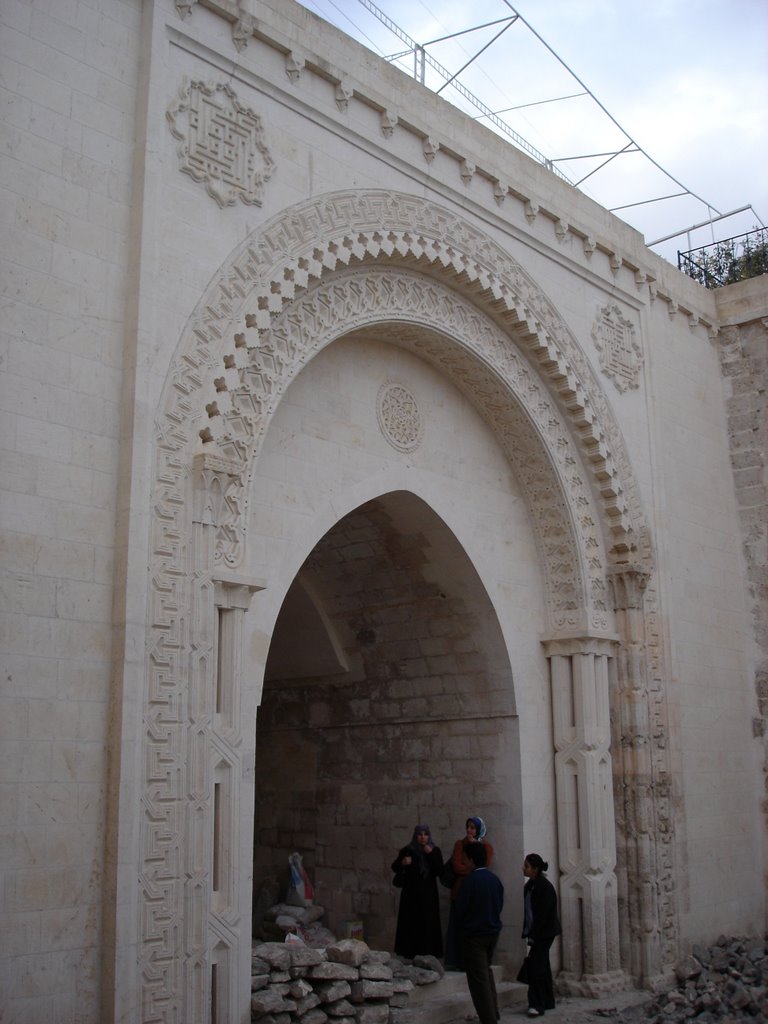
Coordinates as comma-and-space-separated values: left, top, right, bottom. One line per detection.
203, 267, 609, 633
140, 190, 658, 1016
157, 190, 651, 571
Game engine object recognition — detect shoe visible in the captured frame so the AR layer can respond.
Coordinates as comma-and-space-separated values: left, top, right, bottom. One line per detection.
527, 1010, 541, 1017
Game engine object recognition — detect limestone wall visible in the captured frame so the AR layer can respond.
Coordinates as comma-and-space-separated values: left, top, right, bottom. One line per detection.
0, 0, 141, 1018
0, 0, 765, 1020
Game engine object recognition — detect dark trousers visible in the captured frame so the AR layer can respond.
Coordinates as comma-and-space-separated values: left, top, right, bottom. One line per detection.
461, 933, 499, 1024
527, 938, 555, 1013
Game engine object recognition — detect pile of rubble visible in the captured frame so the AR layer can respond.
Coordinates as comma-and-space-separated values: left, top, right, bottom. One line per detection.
259, 900, 338, 948
251, 938, 443, 1024
640, 935, 767, 1023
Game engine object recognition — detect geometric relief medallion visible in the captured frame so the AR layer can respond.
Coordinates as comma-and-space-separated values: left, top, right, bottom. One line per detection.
166, 78, 275, 207
592, 303, 643, 392
376, 381, 424, 452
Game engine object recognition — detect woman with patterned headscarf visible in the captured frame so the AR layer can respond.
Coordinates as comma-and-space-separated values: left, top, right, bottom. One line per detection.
391, 824, 444, 959
444, 816, 495, 969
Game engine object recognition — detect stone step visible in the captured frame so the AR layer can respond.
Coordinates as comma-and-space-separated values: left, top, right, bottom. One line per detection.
394, 968, 528, 1024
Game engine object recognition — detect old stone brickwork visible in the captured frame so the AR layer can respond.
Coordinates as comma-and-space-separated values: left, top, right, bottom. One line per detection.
1, 1, 766, 1022
715, 281, 768, 814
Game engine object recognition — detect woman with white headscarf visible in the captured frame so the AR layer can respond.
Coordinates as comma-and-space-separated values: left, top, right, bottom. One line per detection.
444, 815, 494, 969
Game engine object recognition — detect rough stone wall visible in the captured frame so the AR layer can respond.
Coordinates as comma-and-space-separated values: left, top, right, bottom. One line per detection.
254, 496, 518, 951
716, 295, 768, 856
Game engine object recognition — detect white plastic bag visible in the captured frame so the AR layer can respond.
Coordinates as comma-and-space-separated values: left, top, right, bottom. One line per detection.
287, 851, 314, 907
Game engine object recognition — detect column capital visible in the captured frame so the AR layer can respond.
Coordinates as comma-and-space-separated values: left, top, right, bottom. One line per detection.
606, 565, 651, 611
541, 635, 619, 658
213, 573, 266, 609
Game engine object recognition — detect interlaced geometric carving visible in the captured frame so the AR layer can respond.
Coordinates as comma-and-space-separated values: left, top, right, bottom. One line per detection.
166, 79, 275, 208
376, 382, 423, 452
592, 304, 643, 393
144, 190, 656, 1017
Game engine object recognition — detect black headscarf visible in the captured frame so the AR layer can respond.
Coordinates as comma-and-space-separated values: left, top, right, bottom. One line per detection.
408, 823, 433, 878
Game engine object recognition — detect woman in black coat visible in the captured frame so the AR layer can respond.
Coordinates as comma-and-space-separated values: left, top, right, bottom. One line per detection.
521, 853, 562, 1016
391, 824, 444, 959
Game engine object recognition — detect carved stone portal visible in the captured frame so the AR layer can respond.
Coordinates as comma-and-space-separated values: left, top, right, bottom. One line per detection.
133, 191, 672, 1020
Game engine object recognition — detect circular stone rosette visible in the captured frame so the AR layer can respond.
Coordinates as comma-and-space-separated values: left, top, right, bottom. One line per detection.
376, 382, 424, 453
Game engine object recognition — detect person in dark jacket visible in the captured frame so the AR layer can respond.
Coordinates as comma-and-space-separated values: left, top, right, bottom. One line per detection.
521, 853, 562, 1017
454, 840, 503, 1024
445, 815, 495, 969
391, 824, 444, 958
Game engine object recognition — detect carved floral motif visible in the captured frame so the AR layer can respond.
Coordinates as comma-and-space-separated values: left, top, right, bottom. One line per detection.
376, 382, 423, 452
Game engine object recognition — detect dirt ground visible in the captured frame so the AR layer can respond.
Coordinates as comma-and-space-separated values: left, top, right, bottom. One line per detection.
499, 988, 653, 1024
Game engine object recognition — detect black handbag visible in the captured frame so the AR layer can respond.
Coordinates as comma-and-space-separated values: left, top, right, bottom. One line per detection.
516, 956, 530, 984
439, 861, 457, 888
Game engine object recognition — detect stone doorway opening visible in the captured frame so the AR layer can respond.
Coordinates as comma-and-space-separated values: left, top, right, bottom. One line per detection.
252, 490, 521, 954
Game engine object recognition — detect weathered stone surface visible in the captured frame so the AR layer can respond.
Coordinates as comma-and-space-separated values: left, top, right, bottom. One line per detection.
674, 954, 701, 982
290, 978, 315, 998
250, 988, 297, 1015
255, 943, 293, 971
391, 978, 414, 994
301, 1010, 329, 1024
639, 936, 768, 1023
413, 955, 444, 978
359, 962, 393, 981
349, 979, 394, 1002
310, 962, 360, 982
289, 946, 328, 969
324, 998, 356, 1016
326, 939, 370, 967
366, 950, 391, 965
313, 980, 352, 1004
353, 1003, 390, 1024
294, 992, 322, 1016
392, 965, 441, 986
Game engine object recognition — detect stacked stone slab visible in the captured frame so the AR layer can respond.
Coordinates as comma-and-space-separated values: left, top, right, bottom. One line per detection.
251, 939, 442, 1023
259, 901, 335, 946
639, 936, 767, 1023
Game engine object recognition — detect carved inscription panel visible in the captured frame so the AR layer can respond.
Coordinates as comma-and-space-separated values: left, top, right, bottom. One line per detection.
167, 79, 275, 207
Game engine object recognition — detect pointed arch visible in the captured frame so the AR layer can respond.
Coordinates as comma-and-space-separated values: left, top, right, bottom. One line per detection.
137, 190, 656, 1017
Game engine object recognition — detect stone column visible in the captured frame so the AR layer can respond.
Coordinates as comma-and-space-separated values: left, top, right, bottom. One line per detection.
542, 636, 627, 996
190, 454, 265, 1022
607, 568, 665, 990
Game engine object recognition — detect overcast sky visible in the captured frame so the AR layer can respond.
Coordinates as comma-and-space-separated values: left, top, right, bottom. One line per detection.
299, 0, 768, 267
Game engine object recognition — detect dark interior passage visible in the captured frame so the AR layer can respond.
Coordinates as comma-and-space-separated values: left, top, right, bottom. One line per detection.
253, 490, 520, 950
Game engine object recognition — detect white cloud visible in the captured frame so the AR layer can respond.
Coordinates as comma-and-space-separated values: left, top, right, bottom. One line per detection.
304, 0, 768, 258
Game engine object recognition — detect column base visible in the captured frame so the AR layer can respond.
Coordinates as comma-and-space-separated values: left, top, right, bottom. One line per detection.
556, 970, 632, 998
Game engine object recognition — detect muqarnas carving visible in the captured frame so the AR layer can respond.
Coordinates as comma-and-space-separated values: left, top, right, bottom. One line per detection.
592, 303, 643, 392
167, 79, 275, 207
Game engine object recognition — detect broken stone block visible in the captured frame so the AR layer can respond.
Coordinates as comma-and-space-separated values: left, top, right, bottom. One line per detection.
326, 939, 370, 967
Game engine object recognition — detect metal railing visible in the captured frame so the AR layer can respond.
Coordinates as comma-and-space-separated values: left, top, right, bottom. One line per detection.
678, 226, 768, 289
